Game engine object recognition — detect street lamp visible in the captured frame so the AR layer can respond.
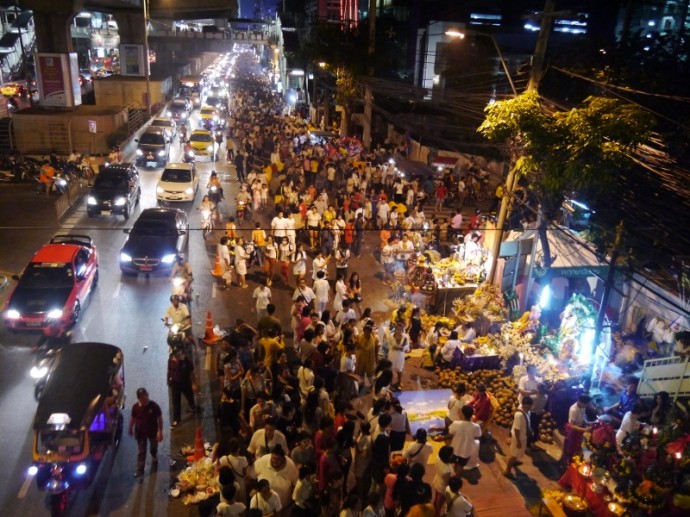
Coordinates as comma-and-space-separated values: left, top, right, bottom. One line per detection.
446, 29, 517, 285
143, 0, 152, 116
445, 29, 517, 96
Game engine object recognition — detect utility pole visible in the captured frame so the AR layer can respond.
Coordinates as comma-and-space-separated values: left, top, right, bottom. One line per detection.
527, 0, 555, 92
362, 0, 376, 149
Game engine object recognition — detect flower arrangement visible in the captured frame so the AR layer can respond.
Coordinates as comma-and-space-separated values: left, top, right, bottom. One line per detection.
632, 480, 667, 513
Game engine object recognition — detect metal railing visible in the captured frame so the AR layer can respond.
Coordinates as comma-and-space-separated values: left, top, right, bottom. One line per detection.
55, 179, 89, 221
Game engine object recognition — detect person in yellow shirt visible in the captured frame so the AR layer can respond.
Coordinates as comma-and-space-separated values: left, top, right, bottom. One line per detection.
323, 205, 337, 224
260, 328, 283, 369
252, 222, 267, 267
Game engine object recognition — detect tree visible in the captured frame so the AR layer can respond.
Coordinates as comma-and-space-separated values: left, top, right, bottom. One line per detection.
478, 90, 655, 267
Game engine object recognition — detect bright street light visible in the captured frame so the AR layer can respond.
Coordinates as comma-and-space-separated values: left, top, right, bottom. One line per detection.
445, 29, 517, 96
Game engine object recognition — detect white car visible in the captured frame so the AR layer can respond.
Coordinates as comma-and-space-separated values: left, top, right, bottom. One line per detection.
156, 163, 198, 202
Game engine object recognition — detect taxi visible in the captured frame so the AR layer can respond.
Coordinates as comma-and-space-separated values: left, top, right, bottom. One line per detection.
199, 105, 222, 129
188, 129, 217, 159
3, 235, 99, 337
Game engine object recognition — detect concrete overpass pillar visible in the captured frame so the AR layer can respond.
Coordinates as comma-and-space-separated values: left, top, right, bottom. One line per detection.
28, 8, 77, 54
112, 11, 146, 46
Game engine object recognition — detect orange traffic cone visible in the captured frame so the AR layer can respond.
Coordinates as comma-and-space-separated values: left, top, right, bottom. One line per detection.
193, 426, 204, 461
202, 311, 220, 344
211, 252, 223, 276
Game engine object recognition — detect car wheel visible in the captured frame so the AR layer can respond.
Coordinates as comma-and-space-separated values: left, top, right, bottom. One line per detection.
93, 269, 99, 287
124, 202, 131, 219
136, 188, 141, 205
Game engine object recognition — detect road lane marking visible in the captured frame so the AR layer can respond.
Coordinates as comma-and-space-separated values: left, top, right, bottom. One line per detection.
112, 281, 122, 299
212, 282, 217, 298
17, 475, 32, 499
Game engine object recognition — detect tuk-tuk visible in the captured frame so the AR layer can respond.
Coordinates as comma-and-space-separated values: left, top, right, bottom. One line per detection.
29, 343, 124, 509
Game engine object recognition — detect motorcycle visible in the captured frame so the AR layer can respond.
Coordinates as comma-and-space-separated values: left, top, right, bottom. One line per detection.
200, 206, 214, 240
235, 199, 248, 223
171, 275, 193, 304
208, 185, 222, 205
183, 149, 196, 164
30, 347, 58, 401
163, 319, 192, 354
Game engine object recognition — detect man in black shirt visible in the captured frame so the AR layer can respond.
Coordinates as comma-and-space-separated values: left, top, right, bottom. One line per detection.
371, 413, 392, 487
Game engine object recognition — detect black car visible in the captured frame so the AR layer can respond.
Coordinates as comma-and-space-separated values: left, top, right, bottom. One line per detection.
135, 128, 170, 168
87, 163, 141, 219
119, 208, 189, 274
167, 99, 191, 122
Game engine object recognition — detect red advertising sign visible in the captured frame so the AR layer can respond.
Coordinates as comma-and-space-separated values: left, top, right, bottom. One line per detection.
37, 54, 67, 106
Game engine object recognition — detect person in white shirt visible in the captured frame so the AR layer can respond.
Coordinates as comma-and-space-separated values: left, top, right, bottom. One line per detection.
292, 277, 316, 305
504, 396, 533, 478
312, 270, 330, 316
249, 478, 282, 516
311, 251, 329, 281
439, 331, 461, 364
456, 321, 476, 344
402, 428, 433, 468
253, 281, 272, 321
445, 476, 474, 517
447, 383, 473, 424
216, 484, 246, 517
448, 405, 482, 473
252, 444, 299, 509
616, 402, 644, 450
377, 201, 390, 228
306, 206, 322, 249
297, 359, 315, 403
271, 211, 288, 239
247, 419, 288, 459
517, 364, 540, 405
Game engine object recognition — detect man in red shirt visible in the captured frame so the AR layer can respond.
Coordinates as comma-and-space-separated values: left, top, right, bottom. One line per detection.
129, 388, 163, 477
468, 383, 494, 439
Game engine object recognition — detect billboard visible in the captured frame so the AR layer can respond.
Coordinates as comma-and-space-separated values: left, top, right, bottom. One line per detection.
35, 53, 82, 108
120, 44, 146, 77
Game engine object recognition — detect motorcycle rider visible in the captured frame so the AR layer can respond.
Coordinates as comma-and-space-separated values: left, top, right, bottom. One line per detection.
171, 257, 194, 303
207, 171, 224, 200
179, 123, 188, 145
235, 184, 252, 218
163, 295, 197, 350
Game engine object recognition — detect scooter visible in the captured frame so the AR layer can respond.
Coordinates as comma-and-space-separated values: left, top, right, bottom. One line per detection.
208, 185, 222, 205
163, 319, 192, 354
183, 149, 196, 164
200, 206, 214, 240
235, 199, 248, 223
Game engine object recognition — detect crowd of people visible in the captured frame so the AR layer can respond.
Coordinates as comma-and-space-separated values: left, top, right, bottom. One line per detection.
178, 55, 492, 517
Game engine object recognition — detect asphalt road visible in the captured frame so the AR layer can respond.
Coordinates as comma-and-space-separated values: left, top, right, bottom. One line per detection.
0, 108, 249, 516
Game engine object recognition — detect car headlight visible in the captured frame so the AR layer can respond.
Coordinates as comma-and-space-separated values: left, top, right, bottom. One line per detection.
156, 186, 164, 194
213, 115, 218, 121
158, 150, 166, 157
75, 464, 88, 476
207, 145, 214, 151
114, 197, 126, 206
162, 254, 177, 264
187, 151, 195, 157
87, 196, 97, 205
47, 309, 63, 319
30, 365, 49, 379
185, 187, 194, 195
120, 252, 133, 262
136, 149, 143, 156
166, 111, 172, 117
27, 466, 38, 477
5, 309, 20, 319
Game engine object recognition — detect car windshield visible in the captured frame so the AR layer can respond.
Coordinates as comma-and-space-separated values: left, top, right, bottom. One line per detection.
21, 263, 74, 289
178, 87, 191, 96
205, 96, 220, 106
132, 219, 178, 236
151, 120, 171, 129
94, 175, 126, 189
139, 133, 165, 145
172, 101, 186, 110
37, 429, 85, 456
201, 108, 215, 116
191, 132, 213, 143
161, 169, 191, 182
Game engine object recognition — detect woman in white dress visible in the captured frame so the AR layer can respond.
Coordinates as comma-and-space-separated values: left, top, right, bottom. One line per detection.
386, 322, 410, 391
333, 272, 349, 312
234, 237, 249, 288
291, 243, 308, 283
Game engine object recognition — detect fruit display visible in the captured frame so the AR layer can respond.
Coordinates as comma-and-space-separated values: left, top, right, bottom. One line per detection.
174, 457, 218, 505
500, 323, 567, 383
452, 283, 506, 320
429, 257, 471, 288
538, 411, 557, 444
